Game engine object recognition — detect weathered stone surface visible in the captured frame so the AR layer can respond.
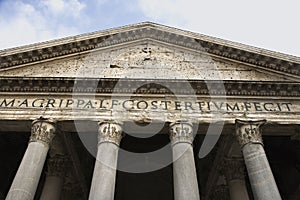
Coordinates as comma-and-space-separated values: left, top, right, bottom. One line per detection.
0, 42, 294, 81
243, 144, 282, 200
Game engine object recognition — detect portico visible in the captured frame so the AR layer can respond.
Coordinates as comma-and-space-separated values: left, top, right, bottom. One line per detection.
0, 22, 299, 200
2, 118, 299, 200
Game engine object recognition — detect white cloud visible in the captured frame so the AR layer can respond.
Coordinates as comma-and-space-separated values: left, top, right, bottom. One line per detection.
137, 0, 300, 56
42, 0, 86, 17
0, 0, 87, 50
0, 1, 50, 48
42, 0, 65, 14
95, 0, 109, 5
2, 0, 297, 57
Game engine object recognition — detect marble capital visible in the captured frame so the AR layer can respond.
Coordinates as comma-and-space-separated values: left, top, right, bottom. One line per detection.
30, 118, 56, 146
169, 120, 194, 146
235, 119, 266, 147
98, 121, 124, 146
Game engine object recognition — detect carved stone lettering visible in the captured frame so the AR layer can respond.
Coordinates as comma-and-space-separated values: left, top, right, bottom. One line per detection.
0, 98, 294, 112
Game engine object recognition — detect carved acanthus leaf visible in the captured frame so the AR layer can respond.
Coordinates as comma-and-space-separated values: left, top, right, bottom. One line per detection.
169, 120, 194, 145
30, 119, 56, 145
235, 119, 266, 147
98, 121, 124, 146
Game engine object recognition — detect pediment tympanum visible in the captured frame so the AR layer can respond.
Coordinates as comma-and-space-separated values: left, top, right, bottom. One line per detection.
0, 41, 297, 82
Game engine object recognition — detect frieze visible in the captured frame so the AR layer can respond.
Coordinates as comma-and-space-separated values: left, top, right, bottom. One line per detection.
0, 98, 294, 113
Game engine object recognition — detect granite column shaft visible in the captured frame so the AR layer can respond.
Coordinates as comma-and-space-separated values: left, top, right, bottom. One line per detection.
170, 121, 200, 200
235, 119, 281, 200
6, 119, 56, 200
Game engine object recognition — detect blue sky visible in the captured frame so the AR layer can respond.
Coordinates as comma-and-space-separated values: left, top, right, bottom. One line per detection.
0, 0, 299, 57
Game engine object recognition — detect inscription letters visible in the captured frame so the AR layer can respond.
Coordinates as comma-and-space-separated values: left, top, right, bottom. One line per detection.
0, 98, 293, 112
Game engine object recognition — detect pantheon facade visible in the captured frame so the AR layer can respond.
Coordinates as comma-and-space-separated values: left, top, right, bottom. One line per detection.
0, 22, 299, 200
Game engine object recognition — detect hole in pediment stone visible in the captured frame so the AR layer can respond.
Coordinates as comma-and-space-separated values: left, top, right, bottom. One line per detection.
110, 64, 121, 68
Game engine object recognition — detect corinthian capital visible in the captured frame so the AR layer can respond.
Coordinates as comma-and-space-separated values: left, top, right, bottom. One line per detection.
98, 121, 124, 146
30, 118, 56, 146
169, 120, 194, 145
235, 119, 266, 147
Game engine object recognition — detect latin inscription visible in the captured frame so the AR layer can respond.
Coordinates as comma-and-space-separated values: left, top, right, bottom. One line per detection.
0, 98, 294, 112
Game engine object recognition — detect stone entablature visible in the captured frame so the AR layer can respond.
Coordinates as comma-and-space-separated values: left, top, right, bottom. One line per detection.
0, 93, 298, 123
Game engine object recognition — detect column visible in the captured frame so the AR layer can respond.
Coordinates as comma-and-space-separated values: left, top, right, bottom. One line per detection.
235, 119, 282, 200
6, 118, 56, 200
89, 120, 124, 200
39, 155, 66, 200
170, 120, 200, 200
40, 134, 67, 200
223, 157, 249, 200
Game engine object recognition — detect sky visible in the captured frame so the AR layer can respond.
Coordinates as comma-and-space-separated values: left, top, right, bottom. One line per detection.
0, 0, 299, 57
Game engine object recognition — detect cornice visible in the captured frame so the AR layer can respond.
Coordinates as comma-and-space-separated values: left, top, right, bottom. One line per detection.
0, 77, 299, 97
0, 23, 299, 78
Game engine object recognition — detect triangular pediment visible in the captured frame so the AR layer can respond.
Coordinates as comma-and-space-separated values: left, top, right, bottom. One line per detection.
0, 22, 299, 81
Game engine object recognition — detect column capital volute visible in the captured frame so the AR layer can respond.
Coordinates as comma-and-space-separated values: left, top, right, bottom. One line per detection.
169, 120, 194, 146
30, 117, 56, 146
98, 120, 124, 146
235, 119, 266, 148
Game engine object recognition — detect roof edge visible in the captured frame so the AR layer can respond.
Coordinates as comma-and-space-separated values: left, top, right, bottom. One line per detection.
0, 22, 299, 63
